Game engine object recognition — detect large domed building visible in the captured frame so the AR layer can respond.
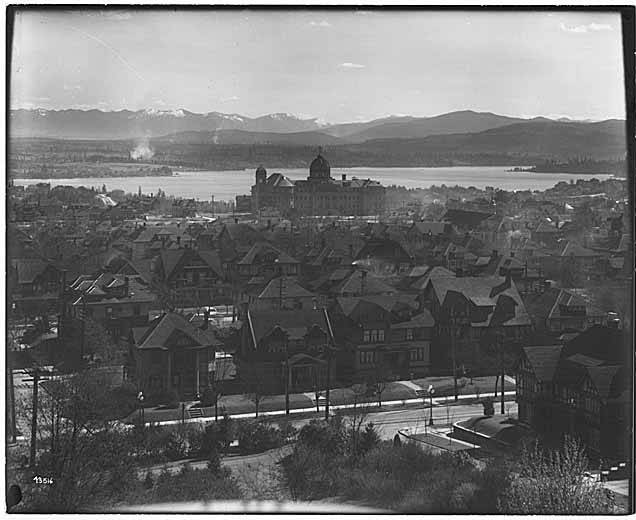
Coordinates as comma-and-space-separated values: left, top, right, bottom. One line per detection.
308, 152, 331, 180
250, 150, 385, 217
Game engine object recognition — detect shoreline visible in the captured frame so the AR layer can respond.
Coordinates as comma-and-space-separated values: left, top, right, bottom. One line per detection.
11, 165, 620, 183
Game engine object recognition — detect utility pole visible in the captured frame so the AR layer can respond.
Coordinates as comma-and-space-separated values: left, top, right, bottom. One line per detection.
7, 353, 16, 444
499, 330, 505, 414
30, 367, 39, 467
284, 346, 290, 416
324, 348, 331, 421
449, 309, 459, 402
80, 296, 87, 362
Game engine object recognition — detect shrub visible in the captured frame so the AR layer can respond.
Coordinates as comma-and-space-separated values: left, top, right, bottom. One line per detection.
449, 482, 479, 512
358, 422, 380, 456
207, 447, 222, 475
201, 414, 235, 456
143, 473, 154, 489
277, 420, 298, 443
236, 421, 284, 455
281, 445, 344, 500
164, 431, 188, 461
297, 416, 347, 456
183, 424, 205, 458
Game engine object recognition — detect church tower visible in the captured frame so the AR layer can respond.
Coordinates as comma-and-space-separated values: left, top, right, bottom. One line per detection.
255, 165, 267, 184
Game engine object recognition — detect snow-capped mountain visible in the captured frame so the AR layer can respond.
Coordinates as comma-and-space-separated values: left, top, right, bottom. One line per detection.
9, 108, 325, 139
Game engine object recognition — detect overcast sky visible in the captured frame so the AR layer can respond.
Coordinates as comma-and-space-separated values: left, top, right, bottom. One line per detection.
10, 9, 626, 123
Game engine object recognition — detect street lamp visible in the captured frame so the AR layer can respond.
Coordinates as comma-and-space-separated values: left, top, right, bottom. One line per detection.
137, 391, 145, 425
428, 385, 435, 426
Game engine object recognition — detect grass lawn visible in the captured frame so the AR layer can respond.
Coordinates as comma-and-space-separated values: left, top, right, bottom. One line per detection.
129, 375, 516, 424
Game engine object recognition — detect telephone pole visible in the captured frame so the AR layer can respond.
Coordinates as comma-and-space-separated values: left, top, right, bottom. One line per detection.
7, 355, 16, 444
30, 367, 40, 467
449, 309, 459, 401
284, 349, 290, 416
499, 330, 505, 414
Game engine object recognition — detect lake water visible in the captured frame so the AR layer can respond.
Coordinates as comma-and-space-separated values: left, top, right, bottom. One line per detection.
13, 166, 613, 201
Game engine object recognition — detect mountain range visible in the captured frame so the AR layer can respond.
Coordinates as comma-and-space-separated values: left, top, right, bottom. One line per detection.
9, 108, 627, 163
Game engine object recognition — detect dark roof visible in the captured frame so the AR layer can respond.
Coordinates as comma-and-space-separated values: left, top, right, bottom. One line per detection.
534, 221, 560, 234
266, 173, 294, 188
411, 221, 452, 236
559, 241, 601, 257
442, 208, 493, 229
586, 365, 623, 399
391, 310, 435, 329
561, 326, 627, 365
248, 308, 331, 344
197, 250, 224, 278
522, 345, 563, 382
258, 276, 315, 300
497, 255, 525, 272
406, 265, 431, 278
334, 271, 396, 296
237, 242, 299, 265
160, 250, 185, 280
567, 353, 604, 367
410, 266, 455, 291
222, 223, 265, 244
548, 290, 605, 321
136, 312, 220, 350
335, 294, 418, 318
11, 259, 55, 284
426, 275, 531, 327
160, 249, 224, 280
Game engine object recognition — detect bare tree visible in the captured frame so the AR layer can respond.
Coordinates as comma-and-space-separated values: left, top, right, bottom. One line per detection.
367, 362, 390, 408
240, 363, 271, 418
347, 382, 371, 457
499, 436, 615, 514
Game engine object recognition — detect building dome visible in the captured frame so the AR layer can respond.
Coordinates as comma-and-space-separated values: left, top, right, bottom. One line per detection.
309, 152, 331, 180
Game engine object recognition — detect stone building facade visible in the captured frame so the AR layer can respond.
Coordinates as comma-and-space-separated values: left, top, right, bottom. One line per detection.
251, 152, 385, 217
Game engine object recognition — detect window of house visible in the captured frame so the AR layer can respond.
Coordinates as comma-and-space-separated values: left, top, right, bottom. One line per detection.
378, 329, 385, 342
370, 330, 378, 342
406, 329, 413, 341
360, 350, 375, 364
410, 350, 417, 361
363, 330, 370, 343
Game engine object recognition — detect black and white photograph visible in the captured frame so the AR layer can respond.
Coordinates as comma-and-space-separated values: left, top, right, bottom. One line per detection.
5, 4, 634, 514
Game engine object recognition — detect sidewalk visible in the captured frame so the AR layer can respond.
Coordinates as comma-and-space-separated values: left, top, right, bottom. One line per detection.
125, 375, 516, 426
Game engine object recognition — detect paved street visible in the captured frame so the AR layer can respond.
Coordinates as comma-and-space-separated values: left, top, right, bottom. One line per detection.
135, 402, 518, 481
288, 400, 518, 440
136, 445, 292, 479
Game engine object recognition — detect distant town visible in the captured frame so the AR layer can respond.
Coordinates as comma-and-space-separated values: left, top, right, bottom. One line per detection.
7, 148, 631, 512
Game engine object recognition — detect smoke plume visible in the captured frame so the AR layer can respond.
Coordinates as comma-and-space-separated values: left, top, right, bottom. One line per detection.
130, 139, 154, 161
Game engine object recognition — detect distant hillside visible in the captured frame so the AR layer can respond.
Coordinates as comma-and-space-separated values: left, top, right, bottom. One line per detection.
321, 115, 416, 138
344, 110, 528, 142
9, 108, 324, 140
153, 129, 343, 146
398, 120, 627, 160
